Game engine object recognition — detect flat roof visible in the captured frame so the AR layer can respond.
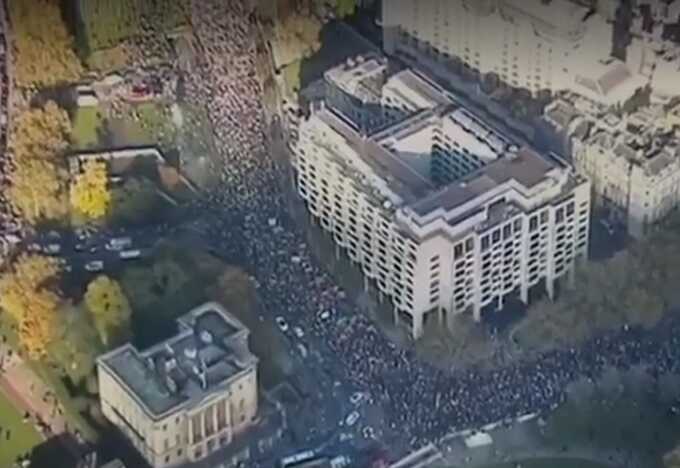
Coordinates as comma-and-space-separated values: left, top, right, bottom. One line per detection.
410, 147, 557, 217
316, 106, 435, 202
324, 55, 386, 98
383, 69, 450, 110
502, 0, 589, 28
98, 302, 256, 418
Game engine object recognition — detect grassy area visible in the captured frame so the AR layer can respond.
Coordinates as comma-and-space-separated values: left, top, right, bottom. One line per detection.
85, 45, 129, 74
109, 103, 176, 149
72, 106, 104, 149
0, 389, 43, 467
78, 0, 188, 51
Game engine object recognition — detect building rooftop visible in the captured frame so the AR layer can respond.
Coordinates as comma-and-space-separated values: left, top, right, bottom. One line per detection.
410, 147, 559, 218
98, 302, 257, 419
324, 54, 387, 99
382, 69, 450, 110
501, 0, 590, 29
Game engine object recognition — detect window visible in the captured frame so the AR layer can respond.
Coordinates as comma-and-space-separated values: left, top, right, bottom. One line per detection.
165, 456, 171, 463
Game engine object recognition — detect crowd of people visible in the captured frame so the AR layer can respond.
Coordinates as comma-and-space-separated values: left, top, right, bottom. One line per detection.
0, 0, 21, 264
173, 1, 680, 461
0, 0, 675, 462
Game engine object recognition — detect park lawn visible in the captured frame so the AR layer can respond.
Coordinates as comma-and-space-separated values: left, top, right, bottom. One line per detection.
79, 0, 188, 51
109, 103, 176, 149
0, 388, 43, 467
86, 45, 129, 74
72, 106, 104, 149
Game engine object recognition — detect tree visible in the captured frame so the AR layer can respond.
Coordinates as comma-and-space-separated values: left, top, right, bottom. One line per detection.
47, 302, 103, 384
335, 0, 356, 18
84, 275, 132, 347
9, 0, 83, 87
8, 158, 68, 223
70, 159, 111, 220
10, 101, 72, 162
121, 266, 160, 309
110, 177, 158, 225
0, 254, 62, 359
665, 444, 680, 468
152, 259, 189, 297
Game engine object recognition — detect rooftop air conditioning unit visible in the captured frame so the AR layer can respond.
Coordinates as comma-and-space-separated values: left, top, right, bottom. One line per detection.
200, 330, 213, 344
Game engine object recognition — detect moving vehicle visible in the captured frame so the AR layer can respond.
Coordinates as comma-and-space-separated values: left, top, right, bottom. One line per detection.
119, 249, 142, 260
85, 260, 104, 272
319, 309, 332, 321
297, 343, 308, 358
331, 456, 351, 468
293, 326, 305, 338
345, 411, 360, 427
350, 392, 365, 405
45, 243, 61, 255
275, 316, 289, 332
279, 450, 315, 468
106, 237, 132, 251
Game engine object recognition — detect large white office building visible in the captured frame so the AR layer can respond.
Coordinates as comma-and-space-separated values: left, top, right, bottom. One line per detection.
293, 62, 591, 338
380, 0, 680, 106
97, 303, 259, 468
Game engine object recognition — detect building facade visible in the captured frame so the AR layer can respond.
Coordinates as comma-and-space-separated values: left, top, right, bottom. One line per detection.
97, 302, 259, 468
565, 99, 680, 237
293, 73, 590, 337
382, 0, 650, 106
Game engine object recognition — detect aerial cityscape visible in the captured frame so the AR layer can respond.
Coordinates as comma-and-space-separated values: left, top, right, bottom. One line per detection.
3, 1, 680, 468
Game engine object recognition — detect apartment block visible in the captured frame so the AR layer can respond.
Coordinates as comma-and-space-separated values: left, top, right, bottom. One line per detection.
292, 78, 590, 338
552, 97, 680, 237
97, 302, 259, 468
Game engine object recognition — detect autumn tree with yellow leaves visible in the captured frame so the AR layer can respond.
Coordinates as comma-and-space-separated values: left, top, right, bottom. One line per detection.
9, 0, 83, 87
7, 101, 72, 224
0, 254, 62, 359
84, 275, 132, 347
10, 101, 72, 162
70, 159, 111, 220
8, 158, 68, 223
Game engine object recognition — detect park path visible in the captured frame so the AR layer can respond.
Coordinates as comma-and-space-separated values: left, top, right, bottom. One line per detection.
0, 346, 71, 445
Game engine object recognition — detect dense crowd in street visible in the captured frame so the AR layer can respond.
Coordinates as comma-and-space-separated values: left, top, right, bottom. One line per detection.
0, 0, 678, 463
174, 1, 680, 460
0, 0, 20, 263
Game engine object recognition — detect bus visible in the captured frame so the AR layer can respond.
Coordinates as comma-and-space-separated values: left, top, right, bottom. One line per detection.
279, 450, 315, 468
